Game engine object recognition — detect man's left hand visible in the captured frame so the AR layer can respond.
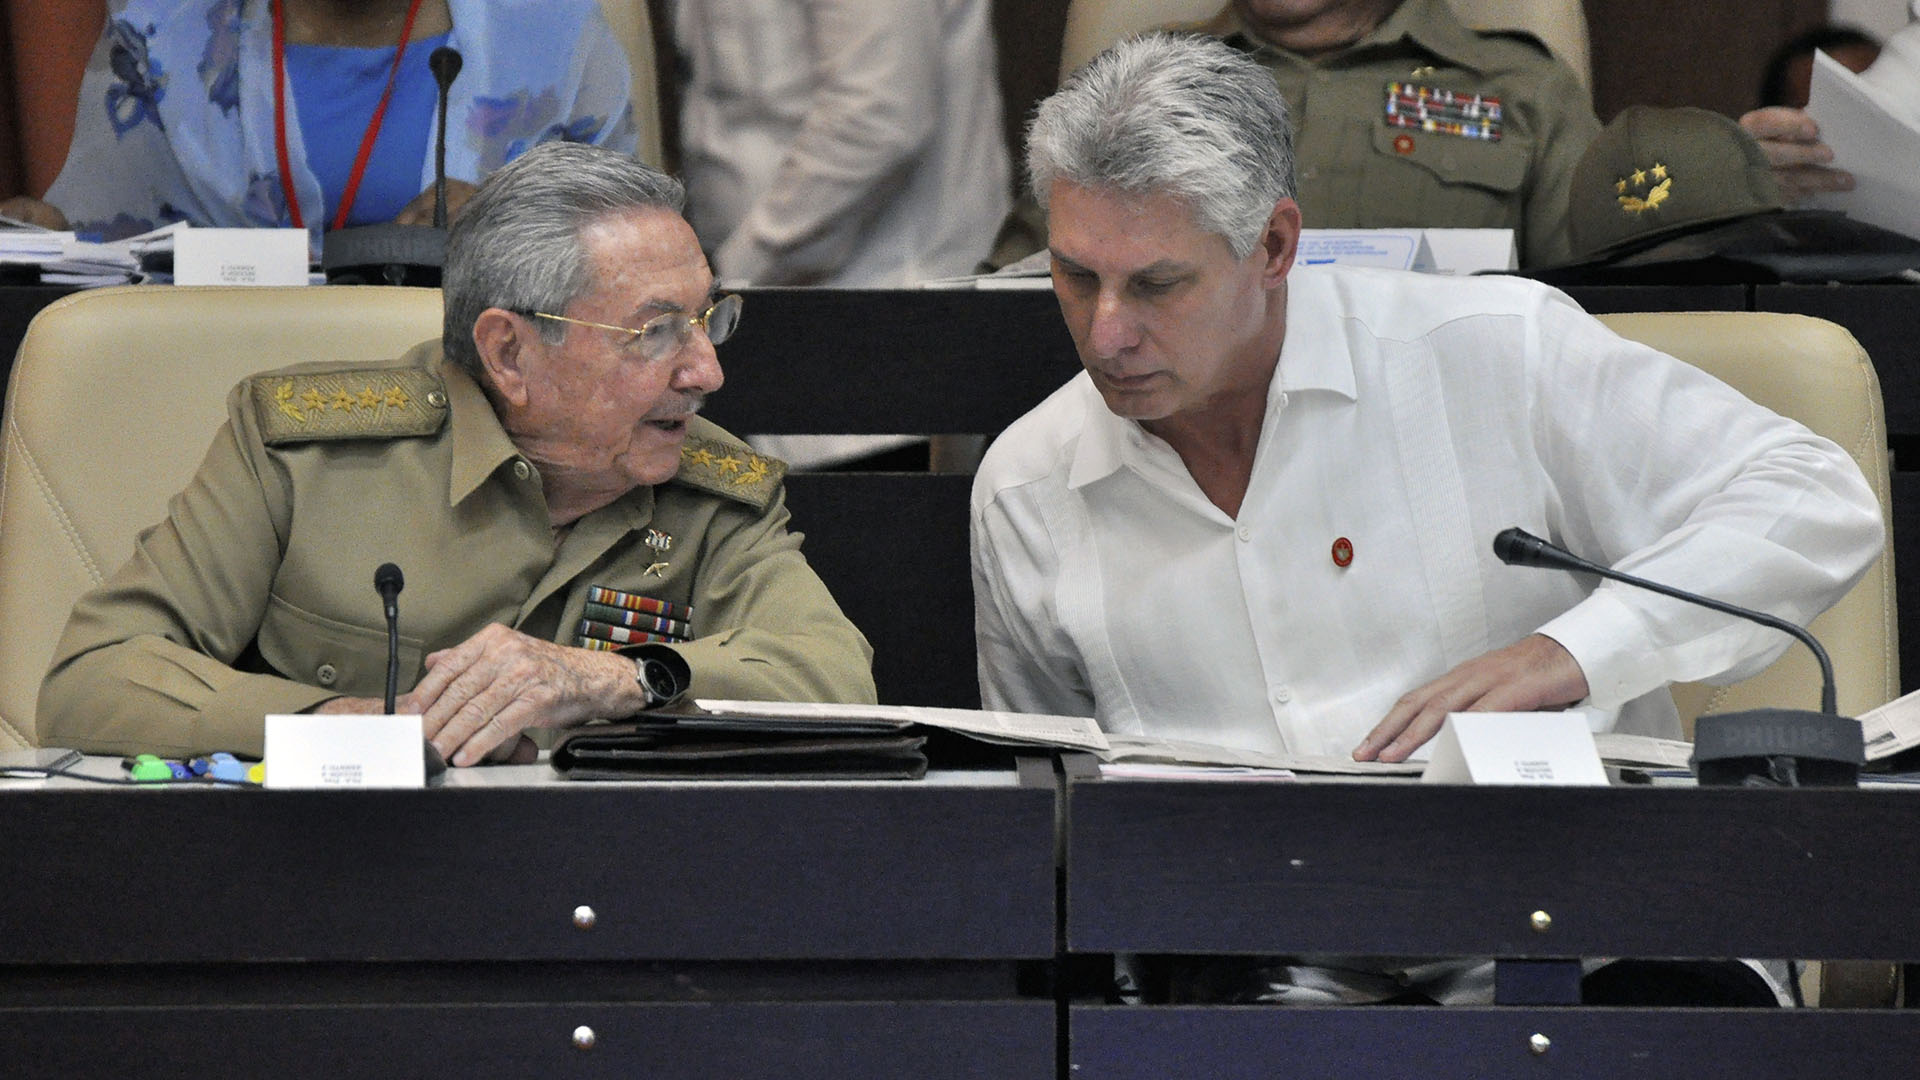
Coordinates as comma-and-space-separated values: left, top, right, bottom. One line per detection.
410, 622, 648, 766
1352, 634, 1589, 763
393, 179, 479, 226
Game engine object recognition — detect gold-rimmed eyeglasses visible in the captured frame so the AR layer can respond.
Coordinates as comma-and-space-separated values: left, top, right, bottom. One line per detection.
529, 293, 743, 364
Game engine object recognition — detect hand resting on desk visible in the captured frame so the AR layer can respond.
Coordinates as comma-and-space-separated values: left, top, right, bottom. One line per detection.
318, 622, 649, 767
1352, 634, 1590, 763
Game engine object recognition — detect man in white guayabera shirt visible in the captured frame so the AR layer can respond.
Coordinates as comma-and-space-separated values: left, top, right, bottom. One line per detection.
970, 33, 1883, 1006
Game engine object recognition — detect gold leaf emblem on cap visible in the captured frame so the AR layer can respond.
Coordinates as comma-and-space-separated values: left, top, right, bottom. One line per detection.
1616, 162, 1673, 215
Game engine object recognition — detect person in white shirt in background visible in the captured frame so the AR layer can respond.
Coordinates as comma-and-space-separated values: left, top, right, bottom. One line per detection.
671, 0, 1011, 469
971, 31, 1882, 768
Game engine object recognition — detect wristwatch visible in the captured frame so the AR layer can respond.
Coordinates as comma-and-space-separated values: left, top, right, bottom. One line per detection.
629, 645, 689, 709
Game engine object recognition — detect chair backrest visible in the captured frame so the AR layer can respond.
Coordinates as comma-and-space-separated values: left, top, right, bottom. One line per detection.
597, 0, 667, 169
0, 286, 443, 749
1597, 311, 1899, 729
1058, 0, 1592, 89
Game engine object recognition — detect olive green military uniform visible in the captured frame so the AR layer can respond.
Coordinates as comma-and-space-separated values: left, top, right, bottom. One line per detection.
989, 0, 1600, 269
1191, 0, 1599, 267
38, 341, 877, 757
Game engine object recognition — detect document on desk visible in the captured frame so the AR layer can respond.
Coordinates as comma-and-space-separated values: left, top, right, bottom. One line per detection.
1099, 733, 1424, 775
1806, 51, 1920, 242
694, 699, 1111, 752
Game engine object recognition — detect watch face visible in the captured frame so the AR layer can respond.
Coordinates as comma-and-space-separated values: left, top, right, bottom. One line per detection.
638, 657, 675, 701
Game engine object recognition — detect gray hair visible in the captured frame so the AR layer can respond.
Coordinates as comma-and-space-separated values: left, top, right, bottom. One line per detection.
1026, 32, 1296, 258
442, 142, 687, 380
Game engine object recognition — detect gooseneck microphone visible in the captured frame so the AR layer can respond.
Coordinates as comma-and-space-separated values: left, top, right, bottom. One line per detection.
374, 563, 405, 714
428, 47, 463, 229
320, 48, 462, 284
1493, 527, 1836, 715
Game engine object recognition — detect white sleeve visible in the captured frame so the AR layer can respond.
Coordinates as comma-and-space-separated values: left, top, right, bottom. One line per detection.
971, 484, 1097, 718
1524, 298, 1885, 708
712, 0, 939, 284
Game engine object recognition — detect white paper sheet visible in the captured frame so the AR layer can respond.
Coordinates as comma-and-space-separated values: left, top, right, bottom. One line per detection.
1805, 49, 1920, 242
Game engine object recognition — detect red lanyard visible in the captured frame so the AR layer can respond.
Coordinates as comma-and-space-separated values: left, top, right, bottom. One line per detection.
271, 0, 428, 232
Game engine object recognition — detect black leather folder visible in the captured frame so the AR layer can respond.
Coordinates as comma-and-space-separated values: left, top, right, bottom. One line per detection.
552, 716, 928, 780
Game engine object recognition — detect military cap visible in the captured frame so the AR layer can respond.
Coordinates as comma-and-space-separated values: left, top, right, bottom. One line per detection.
1514, 105, 1920, 285
1568, 106, 1784, 262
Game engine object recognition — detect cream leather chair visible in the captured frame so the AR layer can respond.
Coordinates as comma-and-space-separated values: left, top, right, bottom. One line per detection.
1058, 0, 1593, 89
1605, 314, 1902, 1010
0, 286, 443, 750
598, 0, 667, 170
1598, 312, 1899, 729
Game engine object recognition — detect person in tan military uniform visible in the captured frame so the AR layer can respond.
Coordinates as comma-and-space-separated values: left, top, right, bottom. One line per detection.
37, 142, 876, 766
1191, 0, 1598, 267
991, 0, 1598, 269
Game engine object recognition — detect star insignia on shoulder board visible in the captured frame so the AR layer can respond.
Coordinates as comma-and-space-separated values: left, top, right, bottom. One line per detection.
714, 454, 743, 475
731, 455, 770, 487
684, 447, 716, 467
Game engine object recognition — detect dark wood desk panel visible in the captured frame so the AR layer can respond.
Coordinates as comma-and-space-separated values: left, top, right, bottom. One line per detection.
6, 1001, 1054, 1080
1559, 284, 1746, 315
0, 773, 1056, 965
785, 472, 979, 708
1071, 1005, 1920, 1079
1066, 780, 1920, 960
703, 286, 1079, 436
1759, 285, 1920, 437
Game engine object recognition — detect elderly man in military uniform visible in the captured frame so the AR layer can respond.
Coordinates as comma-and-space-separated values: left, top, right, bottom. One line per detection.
39, 142, 876, 767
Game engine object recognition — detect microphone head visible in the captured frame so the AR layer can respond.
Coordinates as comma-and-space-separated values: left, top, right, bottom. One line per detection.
374, 562, 405, 597
1492, 527, 1539, 566
429, 46, 463, 86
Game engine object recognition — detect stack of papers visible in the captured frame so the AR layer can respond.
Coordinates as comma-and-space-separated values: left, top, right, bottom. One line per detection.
0, 218, 71, 280
0, 219, 189, 287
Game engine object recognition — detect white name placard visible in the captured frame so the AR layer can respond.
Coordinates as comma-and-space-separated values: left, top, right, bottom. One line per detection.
1421, 711, 1609, 786
264, 713, 426, 789
174, 228, 310, 286
1420, 228, 1518, 274
1297, 228, 1433, 271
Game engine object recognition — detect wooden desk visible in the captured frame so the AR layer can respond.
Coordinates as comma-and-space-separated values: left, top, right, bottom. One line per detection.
1064, 768, 1920, 1078
0, 759, 1059, 1079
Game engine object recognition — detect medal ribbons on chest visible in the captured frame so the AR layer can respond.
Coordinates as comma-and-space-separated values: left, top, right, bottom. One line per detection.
574, 540, 696, 649
1383, 82, 1502, 142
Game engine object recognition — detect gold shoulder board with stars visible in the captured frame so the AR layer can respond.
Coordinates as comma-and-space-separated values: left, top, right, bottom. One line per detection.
673, 434, 787, 511
250, 368, 450, 446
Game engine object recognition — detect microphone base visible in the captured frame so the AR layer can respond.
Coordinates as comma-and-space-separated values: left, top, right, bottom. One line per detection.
321, 224, 446, 287
1690, 708, 1864, 788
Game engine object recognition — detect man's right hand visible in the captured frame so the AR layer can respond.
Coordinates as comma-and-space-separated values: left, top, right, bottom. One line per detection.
309, 692, 539, 764
1738, 107, 1855, 204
